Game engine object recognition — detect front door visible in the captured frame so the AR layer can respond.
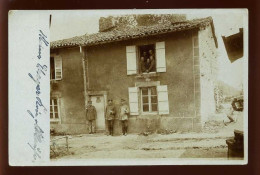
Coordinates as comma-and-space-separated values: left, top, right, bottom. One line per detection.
90, 95, 105, 131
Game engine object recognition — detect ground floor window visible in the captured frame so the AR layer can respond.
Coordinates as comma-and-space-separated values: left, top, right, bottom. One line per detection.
141, 86, 158, 113
50, 98, 60, 121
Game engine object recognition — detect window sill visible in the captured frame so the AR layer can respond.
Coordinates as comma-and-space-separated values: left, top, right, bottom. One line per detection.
130, 113, 160, 120
135, 72, 158, 79
141, 112, 158, 115
50, 119, 60, 123
50, 79, 62, 83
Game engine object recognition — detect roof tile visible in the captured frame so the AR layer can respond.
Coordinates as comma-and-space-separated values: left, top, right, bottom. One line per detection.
51, 17, 217, 49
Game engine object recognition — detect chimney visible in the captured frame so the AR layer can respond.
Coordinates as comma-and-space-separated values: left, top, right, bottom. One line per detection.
99, 14, 187, 32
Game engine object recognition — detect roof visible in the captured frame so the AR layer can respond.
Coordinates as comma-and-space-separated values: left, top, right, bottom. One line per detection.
51, 17, 218, 49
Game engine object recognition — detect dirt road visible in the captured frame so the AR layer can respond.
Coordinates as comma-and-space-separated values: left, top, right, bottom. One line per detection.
51, 111, 243, 160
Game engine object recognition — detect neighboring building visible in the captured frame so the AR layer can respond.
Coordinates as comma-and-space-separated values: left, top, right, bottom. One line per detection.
222, 28, 243, 63
50, 15, 218, 134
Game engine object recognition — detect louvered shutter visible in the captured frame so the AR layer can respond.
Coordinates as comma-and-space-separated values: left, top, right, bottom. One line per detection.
55, 56, 62, 80
157, 85, 169, 114
126, 46, 137, 75
128, 87, 139, 115
156, 41, 166, 72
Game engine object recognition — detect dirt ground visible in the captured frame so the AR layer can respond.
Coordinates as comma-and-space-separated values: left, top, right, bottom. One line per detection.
51, 110, 244, 160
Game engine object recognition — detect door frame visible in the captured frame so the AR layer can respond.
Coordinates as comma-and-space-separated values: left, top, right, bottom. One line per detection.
87, 91, 107, 131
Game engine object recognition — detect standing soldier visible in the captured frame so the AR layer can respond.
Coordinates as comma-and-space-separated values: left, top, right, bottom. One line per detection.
105, 99, 116, 136
86, 99, 97, 134
119, 99, 130, 136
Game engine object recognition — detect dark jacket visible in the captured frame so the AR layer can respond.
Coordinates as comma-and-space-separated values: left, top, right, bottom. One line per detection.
86, 105, 97, 121
105, 104, 116, 120
140, 61, 146, 73
148, 59, 155, 72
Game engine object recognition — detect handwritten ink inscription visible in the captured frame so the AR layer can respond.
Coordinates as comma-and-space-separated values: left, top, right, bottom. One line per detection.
27, 30, 49, 161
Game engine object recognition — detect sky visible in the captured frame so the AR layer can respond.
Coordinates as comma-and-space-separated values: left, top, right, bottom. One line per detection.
50, 10, 247, 90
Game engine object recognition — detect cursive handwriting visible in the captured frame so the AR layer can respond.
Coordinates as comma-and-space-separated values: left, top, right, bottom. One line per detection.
27, 30, 49, 161
38, 30, 49, 59
27, 122, 44, 160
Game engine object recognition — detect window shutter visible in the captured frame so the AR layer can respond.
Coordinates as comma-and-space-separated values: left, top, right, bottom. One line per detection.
57, 98, 61, 124
55, 56, 62, 80
126, 46, 137, 75
128, 87, 139, 115
157, 85, 169, 115
156, 41, 166, 72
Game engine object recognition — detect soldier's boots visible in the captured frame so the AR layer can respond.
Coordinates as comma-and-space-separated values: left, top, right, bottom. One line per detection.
122, 127, 125, 135
124, 127, 127, 136
109, 127, 113, 136
122, 127, 128, 136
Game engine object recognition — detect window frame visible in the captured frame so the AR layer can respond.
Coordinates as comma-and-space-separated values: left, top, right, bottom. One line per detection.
50, 97, 61, 123
137, 44, 157, 75
50, 56, 62, 81
140, 86, 158, 115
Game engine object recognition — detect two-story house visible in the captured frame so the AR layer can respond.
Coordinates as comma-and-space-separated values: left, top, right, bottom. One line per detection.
50, 14, 218, 135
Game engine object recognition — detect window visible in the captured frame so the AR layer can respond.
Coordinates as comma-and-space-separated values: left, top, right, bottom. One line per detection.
50, 56, 62, 80
139, 44, 156, 74
126, 41, 166, 75
128, 85, 169, 115
141, 87, 158, 113
50, 98, 60, 121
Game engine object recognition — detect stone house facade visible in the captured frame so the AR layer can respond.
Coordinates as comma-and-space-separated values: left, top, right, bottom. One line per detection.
50, 15, 218, 134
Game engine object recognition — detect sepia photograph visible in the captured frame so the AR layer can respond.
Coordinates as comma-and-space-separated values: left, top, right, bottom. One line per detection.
48, 10, 247, 163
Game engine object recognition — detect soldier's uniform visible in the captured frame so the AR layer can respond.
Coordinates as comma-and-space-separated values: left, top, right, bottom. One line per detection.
105, 100, 116, 136
148, 56, 156, 72
140, 59, 146, 73
86, 102, 97, 134
119, 99, 130, 135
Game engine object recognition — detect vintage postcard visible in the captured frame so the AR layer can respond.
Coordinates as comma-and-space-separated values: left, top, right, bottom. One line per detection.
8, 9, 248, 166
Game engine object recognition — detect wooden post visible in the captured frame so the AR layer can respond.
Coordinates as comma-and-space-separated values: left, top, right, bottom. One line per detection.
81, 46, 89, 107
66, 136, 69, 151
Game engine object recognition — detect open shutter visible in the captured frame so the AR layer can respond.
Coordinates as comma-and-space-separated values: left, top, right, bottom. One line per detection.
126, 46, 137, 75
55, 56, 62, 80
128, 87, 139, 115
157, 85, 169, 115
156, 41, 166, 72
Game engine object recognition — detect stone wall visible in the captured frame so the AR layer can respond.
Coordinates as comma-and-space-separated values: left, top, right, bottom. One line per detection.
86, 30, 198, 133
198, 25, 218, 123
51, 47, 87, 134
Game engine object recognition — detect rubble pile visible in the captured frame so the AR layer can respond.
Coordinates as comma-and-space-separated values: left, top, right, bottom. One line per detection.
203, 120, 225, 133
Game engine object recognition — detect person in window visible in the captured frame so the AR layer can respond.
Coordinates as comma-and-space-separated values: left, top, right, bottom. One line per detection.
119, 99, 130, 136
145, 58, 151, 73
148, 49, 154, 58
105, 99, 116, 136
140, 56, 146, 73
142, 51, 149, 61
145, 56, 156, 73
148, 55, 156, 72
86, 100, 97, 134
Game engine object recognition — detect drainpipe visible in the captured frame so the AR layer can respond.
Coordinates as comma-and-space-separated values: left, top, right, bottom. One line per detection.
80, 46, 88, 106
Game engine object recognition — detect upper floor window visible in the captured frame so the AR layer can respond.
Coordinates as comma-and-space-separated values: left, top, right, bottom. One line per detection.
50, 56, 62, 81
126, 41, 166, 75
139, 44, 156, 74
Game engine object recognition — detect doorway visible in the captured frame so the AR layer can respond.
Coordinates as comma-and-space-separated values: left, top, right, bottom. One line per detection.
90, 95, 106, 131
